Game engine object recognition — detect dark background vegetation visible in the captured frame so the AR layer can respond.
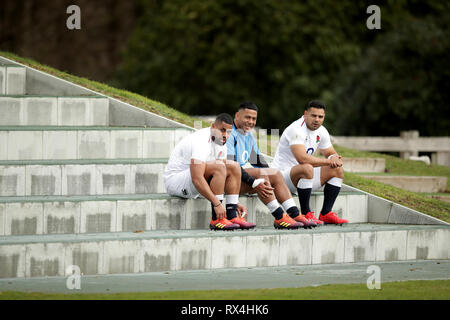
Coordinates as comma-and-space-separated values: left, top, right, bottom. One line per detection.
1, 0, 449, 135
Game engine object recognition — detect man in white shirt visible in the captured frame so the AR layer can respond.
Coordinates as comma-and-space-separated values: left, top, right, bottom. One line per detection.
272, 100, 348, 225
164, 113, 255, 230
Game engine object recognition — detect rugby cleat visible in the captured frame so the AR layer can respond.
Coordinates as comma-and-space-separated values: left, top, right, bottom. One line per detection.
209, 218, 240, 231
230, 216, 256, 230
319, 211, 349, 225
274, 213, 304, 229
293, 214, 317, 228
305, 212, 324, 226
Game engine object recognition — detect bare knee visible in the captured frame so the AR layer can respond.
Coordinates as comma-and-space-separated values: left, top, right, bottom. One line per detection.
290, 163, 314, 186
225, 160, 241, 178
206, 162, 226, 179
302, 164, 314, 179
269, 169, 284, 185
334, 166, 344, 179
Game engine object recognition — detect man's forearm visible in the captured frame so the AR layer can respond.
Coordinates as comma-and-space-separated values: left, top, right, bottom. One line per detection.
291, 145, 335, 167
296, 153, 333, 167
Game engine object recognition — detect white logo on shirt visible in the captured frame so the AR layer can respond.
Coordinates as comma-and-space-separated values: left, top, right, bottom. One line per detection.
241, 150, 249, 163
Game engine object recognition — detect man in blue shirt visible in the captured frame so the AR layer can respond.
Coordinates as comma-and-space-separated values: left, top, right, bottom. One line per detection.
226, 102, 316, 229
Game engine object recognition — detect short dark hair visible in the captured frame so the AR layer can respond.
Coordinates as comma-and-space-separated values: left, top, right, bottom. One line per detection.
306, 100, 326, 111
238, 101, 258, 112
215, 113, 233, 125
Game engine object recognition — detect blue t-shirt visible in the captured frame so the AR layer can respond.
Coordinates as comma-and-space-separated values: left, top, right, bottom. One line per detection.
226, 122, 261, 167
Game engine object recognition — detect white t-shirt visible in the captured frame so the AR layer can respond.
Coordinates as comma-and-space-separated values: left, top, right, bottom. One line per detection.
272, 116, 332, 169
164, 127, 227, 179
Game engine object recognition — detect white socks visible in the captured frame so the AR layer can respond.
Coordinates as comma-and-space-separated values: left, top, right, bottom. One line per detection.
297, 178, 313, 189
266, 199, 281, 213
225, 194, 239, 205
327, 177, 343, 188
281, 198, 296, 211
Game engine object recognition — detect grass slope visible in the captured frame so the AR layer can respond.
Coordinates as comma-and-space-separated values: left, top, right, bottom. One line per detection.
335, 146, 450, 223
335, 145, 450, 190
1, 280, 449, 300
343, 172, 449, 222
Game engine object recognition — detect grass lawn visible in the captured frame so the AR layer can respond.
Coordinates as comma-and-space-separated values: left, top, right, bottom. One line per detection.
335, 145, 450, 191
334, 145, 450, 223
343, 172, 450, 222
336, 146, 450, 222
1, 280, 449, 300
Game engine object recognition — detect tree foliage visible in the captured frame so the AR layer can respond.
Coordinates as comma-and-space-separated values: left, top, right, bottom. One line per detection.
117, 0, 449, 136
325, 4, 450, 136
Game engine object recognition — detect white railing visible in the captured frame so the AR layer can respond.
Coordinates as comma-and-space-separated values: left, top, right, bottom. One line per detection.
333, 131, 450, 166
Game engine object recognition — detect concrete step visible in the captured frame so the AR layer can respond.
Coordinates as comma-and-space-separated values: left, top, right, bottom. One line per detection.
361, 175, 448, 193
0, 126, 193, 160
0, 192, 368, 236
3, 260, 450, 293
0, 64, 26, 95
0, 223, 448, 278
429, 194, 450, 203
0, 159, 167, 197
0, 95, 109, 126
342, 157, 385, 173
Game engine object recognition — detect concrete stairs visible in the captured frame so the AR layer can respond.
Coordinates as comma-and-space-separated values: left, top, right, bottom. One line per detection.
0, 191, 368, 236
1, 224, 448, 278
0, 58, 449, 281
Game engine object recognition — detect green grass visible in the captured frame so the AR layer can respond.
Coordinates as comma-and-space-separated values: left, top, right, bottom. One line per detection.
1, 280, 449, 300
1, 51, 449, 222
343, 172, 450, 222
335, 145, 450, 190
333, 146, 450, 223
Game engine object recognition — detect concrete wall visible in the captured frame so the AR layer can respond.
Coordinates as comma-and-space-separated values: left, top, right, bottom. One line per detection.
0, 192, 368, 236
343, 158, 385, 173
334, 134, 450, 166
0, 65, 26, 95
0, 128, 191, 160
1, 182, 446, 238
343, 184, 449, 226
432, 152, 450, 167
0, 96, 109, 126
0, 162, 166, 197
361, 175, 448, 193
0, 66, 4, 94
0, 56, 193, 129
334, 135, 450, 153
1, 225, 448, 278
